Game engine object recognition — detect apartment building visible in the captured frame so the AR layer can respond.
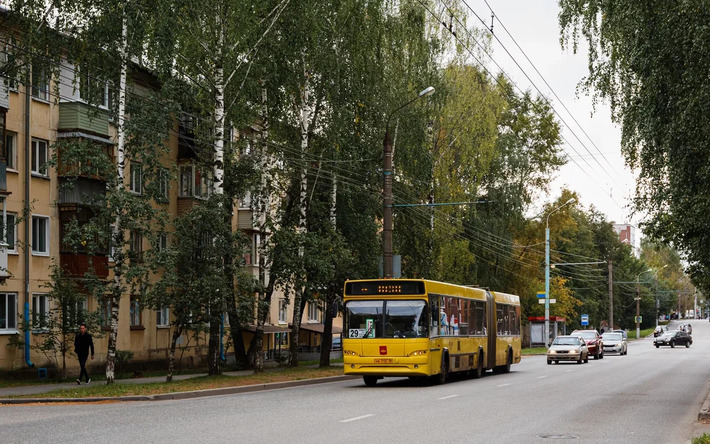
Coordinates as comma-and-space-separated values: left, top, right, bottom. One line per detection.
0, 57, 341, 374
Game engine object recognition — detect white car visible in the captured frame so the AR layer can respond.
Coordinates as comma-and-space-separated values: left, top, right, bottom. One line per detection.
601, 332, 628, 355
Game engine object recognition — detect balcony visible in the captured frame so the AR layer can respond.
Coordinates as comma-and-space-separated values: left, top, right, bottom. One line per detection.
60, 252, 109, 278
58, 102, 109, 137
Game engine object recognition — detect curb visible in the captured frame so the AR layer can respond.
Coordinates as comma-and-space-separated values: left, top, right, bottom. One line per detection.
0, 374, 359, 405
699, 380, 710, 422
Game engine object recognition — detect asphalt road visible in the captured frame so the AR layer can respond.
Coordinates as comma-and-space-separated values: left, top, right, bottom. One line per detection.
3, 319, 710, 444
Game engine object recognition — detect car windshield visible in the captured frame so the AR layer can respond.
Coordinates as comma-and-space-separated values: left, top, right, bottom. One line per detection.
660, 331, 675, 338
552, 337, 580, 346
575, 331, 597, 340
602, 333, 622, 341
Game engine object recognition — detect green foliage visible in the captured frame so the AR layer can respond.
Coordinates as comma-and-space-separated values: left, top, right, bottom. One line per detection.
558, 0, 710, 292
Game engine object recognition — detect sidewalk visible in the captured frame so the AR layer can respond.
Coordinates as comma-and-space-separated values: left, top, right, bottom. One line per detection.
0, 366, 355, 404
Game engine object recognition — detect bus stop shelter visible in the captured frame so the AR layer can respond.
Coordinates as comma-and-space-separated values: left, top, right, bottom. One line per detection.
528, 316, 566, 346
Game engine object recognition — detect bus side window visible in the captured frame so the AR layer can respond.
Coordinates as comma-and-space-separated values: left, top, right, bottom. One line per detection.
429, 296, 440, 336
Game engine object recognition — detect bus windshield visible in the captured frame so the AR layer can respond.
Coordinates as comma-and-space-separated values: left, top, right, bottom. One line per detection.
346, 300, 428, 339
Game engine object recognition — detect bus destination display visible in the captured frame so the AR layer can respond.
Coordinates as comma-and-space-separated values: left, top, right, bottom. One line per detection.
345, 280, 425, 295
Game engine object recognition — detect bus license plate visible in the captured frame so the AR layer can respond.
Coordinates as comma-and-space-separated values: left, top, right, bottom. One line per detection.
374, 358, 392, 363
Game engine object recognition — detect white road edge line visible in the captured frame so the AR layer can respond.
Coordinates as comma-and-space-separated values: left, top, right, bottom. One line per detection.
496, 383, 511, 387
340, 414, 375, 423
438, 395, 459, 400
537, 375, 547, 379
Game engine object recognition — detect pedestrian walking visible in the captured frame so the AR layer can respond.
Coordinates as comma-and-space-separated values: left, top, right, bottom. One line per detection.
74, 323, 94, 384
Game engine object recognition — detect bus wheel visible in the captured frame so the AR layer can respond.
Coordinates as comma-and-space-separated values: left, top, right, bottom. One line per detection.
473, 352, 484, 378
502, 350, 512, 373
435, 355, 449, 384
363, 376, 378, 387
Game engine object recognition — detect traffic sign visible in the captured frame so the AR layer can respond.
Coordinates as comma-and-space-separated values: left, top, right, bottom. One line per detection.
537, 292, 546, 299
581, 314, 589, 326
538, 299, 556, 304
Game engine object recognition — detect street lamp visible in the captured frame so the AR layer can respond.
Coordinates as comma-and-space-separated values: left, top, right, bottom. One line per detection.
636, 265, 666, 338
383, 86, 435, 278
544, 197, 575, 347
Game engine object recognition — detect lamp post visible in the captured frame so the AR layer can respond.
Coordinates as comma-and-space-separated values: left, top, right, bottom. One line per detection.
636, 265, 666, 338
544, 197, 575, 347
383, 86, 435, 278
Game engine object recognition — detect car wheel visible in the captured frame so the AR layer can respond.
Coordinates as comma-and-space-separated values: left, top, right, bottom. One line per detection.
555, 360, 559, 364
363, 376, 378, 387
577, 354, 582, 364
655, 344, 659, 348
685, 341, 690, 348
594, 348, 600, 360
503, 350, 512, 373
584, 353, 589, 363
436, 355, 449, 384
547, 359, 552, 365
670, 341, 675, 348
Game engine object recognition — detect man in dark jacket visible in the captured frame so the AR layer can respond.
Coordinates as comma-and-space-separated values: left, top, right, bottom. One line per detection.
74, 323, 94, 384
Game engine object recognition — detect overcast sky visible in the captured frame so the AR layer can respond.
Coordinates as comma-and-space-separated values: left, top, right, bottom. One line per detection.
462, 1, 637, 225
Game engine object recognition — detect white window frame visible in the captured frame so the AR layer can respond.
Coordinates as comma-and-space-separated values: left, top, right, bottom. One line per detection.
179, 164, 209, 199
130, 163, 143, 194
130, 296, 142, 327
31, 215, 50, 256
2, 212, 17, 253
31, 68, 49, 102
156, 306, 170, 327
5, 131, 16, 170
159, 168, 170, 200
278, 299, 288, 324
308, 301, 320, 322
32, 293, 49, 331
31, 138, 49, 177
0, 292, 17, 332
78, 69, 108, 109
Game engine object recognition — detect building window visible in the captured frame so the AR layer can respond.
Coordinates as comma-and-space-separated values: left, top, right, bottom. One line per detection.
308, 301, 320, 322
31, 138, 49, 176
156, 306, 169, 327
79, 68, 108, 108
179, 164, 209, 198
0, 292, 17, 331
129, 230, 143, 262
130, 296, 142, 327
102, 297, 112, 328
130, 163, 142, 194
159, 168, 170, 201
5, 132, 16, 169
278, 299, 288, 323
31, 215, 50, 255
4, 47, 18, 91
31, 68, 49, 101
1, 213, 17, 252
63, 297, 87, 329
158, 233, 168, 252
32, 293, 49, 330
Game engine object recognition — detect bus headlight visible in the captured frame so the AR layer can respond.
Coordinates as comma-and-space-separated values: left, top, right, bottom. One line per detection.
409, 350, 427, 357
343, 350, 358, 356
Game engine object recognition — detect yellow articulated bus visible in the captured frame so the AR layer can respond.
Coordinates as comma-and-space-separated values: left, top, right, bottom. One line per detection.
342, 279, 521, 386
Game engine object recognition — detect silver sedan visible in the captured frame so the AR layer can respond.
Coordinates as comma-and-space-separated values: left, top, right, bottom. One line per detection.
547, 335, 589, 364
601, 332, 628, 355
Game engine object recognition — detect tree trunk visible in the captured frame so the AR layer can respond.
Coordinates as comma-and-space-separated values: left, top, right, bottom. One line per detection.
166, 326, 183, 383
288, 59, 310, 368
106, 12, 129, 385
319, 287, 336, 367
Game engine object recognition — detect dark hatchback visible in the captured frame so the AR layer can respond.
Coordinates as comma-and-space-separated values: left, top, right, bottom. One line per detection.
653, 330, 692, 348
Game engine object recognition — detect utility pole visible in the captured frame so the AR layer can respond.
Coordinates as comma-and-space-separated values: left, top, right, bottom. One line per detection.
608, 260, 613, 330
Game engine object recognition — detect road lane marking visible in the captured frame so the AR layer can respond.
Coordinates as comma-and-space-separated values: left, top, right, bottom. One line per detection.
438, 395, 459, 400
537, 375, 547, 379
496, 383, 511, 388
340, 414, 375, 423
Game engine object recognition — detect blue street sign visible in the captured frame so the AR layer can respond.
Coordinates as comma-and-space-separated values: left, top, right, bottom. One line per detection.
537, 292, 546, 299
581, 314, 589, 326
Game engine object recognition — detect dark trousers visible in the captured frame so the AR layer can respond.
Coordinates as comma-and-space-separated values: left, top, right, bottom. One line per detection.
78, 355, 89, 382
